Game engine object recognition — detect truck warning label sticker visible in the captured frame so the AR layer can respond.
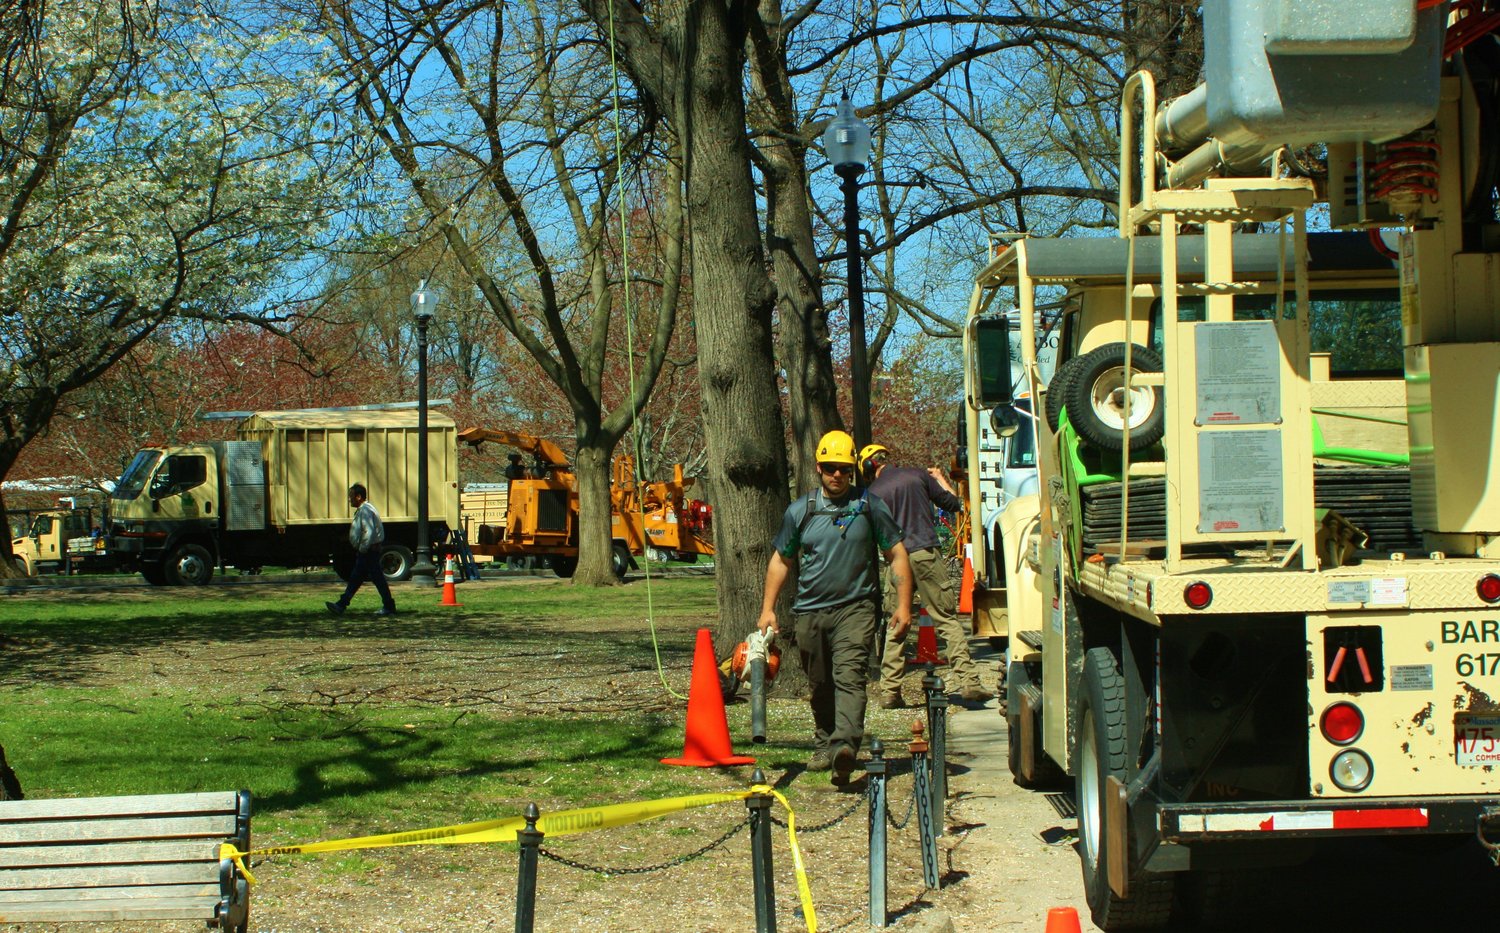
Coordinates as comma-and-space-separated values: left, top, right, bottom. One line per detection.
1197, 430, 1283, 534
1194, 321, 1281, 425
1389, 664, 1433, 691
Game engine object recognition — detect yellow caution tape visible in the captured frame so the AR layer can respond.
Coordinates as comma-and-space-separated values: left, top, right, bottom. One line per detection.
221, 785, 820, 931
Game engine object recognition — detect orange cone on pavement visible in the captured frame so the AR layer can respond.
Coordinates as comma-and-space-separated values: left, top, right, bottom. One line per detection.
912, 608, 946, 666
439, 556, 462, 607
1043, 907, 1082, 933
662, 628, 755, 767
958, 544, 975, 614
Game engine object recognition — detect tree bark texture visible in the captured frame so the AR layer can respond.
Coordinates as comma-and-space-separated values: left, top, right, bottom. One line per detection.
571, 441, 619, 586
581, 0, 793, 655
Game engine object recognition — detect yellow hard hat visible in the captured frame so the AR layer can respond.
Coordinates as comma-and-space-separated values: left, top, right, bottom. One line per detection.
815, 430, 857, 465
858, 443, 889, 474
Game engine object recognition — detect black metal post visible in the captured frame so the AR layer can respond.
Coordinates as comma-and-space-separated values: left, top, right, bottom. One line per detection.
909, 722, 940, 890
925, 669, 948, 832
515, 802, 542, 933
866, 738, 888, 928
837, 164, 872, 452
411, 309, 436, 587
747, 768, 777, 933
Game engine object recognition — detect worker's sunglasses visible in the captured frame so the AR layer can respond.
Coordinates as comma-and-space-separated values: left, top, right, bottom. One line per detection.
818, 462, 854, 475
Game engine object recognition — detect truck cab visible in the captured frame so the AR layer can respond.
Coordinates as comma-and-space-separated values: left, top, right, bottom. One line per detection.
11, 509, 99, 576
111, 445, 220, 585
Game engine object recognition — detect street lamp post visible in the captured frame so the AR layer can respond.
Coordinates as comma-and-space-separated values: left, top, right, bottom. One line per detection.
410, 280, 439, 588
823, 92, 873, 451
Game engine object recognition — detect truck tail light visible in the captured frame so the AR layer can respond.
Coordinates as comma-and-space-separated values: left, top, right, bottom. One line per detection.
1479, 574, 1500, 603
1321, 702, 1364, 745
1184, 581, 1213, 609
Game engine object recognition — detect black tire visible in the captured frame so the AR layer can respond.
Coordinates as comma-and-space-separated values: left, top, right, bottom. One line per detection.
1006, 657, 1066, 789
611, 542, 631, 580
1065, 343, 1166, 453
141, 563, 168, 586
10, 558, 29, 578
165, 543, 214, 586
1045, 354, 1091, 433
550, 554, 578, 578
332, 552, 355, 582
379, 544, 414, 582
1076, 646, 1174, 930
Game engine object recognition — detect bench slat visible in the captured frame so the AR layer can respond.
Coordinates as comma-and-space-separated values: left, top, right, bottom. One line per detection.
0, 839, 218, 868
0, 861, 218, 891
0, 881, 218, 904
0, 894, 219, 922
0, 813, 237, 845
0, 792, 238, 821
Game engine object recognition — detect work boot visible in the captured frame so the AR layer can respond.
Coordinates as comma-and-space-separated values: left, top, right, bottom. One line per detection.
325, 601, 345, 616
831, 745, 857, 787
879, 692, 907, 710
957, 684, 996, 703
806, 748, 833, 772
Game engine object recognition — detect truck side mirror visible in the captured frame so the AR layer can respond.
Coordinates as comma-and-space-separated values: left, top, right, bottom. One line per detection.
973, 315, 1015, 408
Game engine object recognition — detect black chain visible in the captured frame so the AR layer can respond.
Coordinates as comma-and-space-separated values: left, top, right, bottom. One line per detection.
768, 792, 863, 832
887, 782, 917, 830
538, 816, 748, 876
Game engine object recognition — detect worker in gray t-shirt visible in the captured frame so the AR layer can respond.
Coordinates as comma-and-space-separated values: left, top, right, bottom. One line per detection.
758, 430, 913, 787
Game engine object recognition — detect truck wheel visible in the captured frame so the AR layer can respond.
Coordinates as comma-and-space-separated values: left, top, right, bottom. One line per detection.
379, 545, 414, 582
611, 543, 631, 580
1044, 354, 1091, 433
550, 555, 578, 578
141, 564, 168, 586
166, 544, 215, 586
10, 558, 30, 578
332, 553, 355, 582
1077, 646, 1174, 929
1065, 343, 1165, 453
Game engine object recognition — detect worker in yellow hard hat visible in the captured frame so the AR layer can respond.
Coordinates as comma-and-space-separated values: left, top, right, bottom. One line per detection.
758, 429, 913, 787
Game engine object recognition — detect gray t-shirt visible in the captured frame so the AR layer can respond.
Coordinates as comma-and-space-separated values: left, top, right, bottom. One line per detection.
772, 488, 903, 612
867, 465, 963, 554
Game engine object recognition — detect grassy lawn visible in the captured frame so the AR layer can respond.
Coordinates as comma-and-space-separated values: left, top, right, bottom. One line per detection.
0, 577, 832, 845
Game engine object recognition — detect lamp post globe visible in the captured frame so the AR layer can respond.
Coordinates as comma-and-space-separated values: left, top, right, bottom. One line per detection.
822, 93, 873, 451
410, 279, 439, 588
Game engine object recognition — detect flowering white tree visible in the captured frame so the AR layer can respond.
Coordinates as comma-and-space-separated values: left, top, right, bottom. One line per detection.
0, 0, 345, 576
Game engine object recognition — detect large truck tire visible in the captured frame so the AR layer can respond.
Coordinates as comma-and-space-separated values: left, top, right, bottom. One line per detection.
1076, 646, 1174, 930
165, 543, 215, 586
550, 555, 578, 578
1065, 343, 1166, 453
611, 542, 631, 581
379, 544, 414, 582
140, 564, 168, 586
1044, 354, 1091, 433
9, 558, 29, 578
332, 552, 355, 582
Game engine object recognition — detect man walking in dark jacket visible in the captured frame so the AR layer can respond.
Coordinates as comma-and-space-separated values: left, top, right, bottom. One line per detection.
862, 443, 994, 706
326, 483, 397, 617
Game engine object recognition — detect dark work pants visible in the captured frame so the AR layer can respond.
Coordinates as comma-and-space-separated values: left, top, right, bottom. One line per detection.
794, 596, 878, 756
337, 550, 395, 611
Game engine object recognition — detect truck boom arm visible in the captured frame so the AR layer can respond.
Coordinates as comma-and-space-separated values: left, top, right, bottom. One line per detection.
457, 427, 570, 468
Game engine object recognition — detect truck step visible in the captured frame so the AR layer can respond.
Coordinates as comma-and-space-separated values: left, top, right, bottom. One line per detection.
1016, 629, 1044, 650
1045, 792, 1077, 819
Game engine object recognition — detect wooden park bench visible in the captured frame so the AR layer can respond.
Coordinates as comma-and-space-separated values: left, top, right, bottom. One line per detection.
0, 790, 251, 931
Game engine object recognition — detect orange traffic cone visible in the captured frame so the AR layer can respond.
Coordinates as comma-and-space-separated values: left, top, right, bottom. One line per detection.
439, 556, 462, 607
1043, 906, 1082, 933
912, 608, 946, 666
662, 628, 755, 767
958, 545, 975, 614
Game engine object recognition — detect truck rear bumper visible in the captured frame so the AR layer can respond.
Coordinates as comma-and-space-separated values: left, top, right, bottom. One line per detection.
1160, 795, 1499, 840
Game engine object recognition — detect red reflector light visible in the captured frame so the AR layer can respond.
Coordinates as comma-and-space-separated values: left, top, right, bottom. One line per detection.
1479, 574, 1500, 604
1184, 581, 1213, 610
1321, 702, 1364, 745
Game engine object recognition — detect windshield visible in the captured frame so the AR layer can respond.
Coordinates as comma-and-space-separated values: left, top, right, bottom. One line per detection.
114, 450, 162, 502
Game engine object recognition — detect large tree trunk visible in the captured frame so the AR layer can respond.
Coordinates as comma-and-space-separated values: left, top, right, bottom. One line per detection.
749, 1, 842, 493
673, 2, 791, 653
0, 484, 17, 577
571, 440, 618, 586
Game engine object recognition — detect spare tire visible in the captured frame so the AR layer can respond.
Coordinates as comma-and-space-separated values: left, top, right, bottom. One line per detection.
1064, 342, 1166, 452
1044, 354, 1091, 433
